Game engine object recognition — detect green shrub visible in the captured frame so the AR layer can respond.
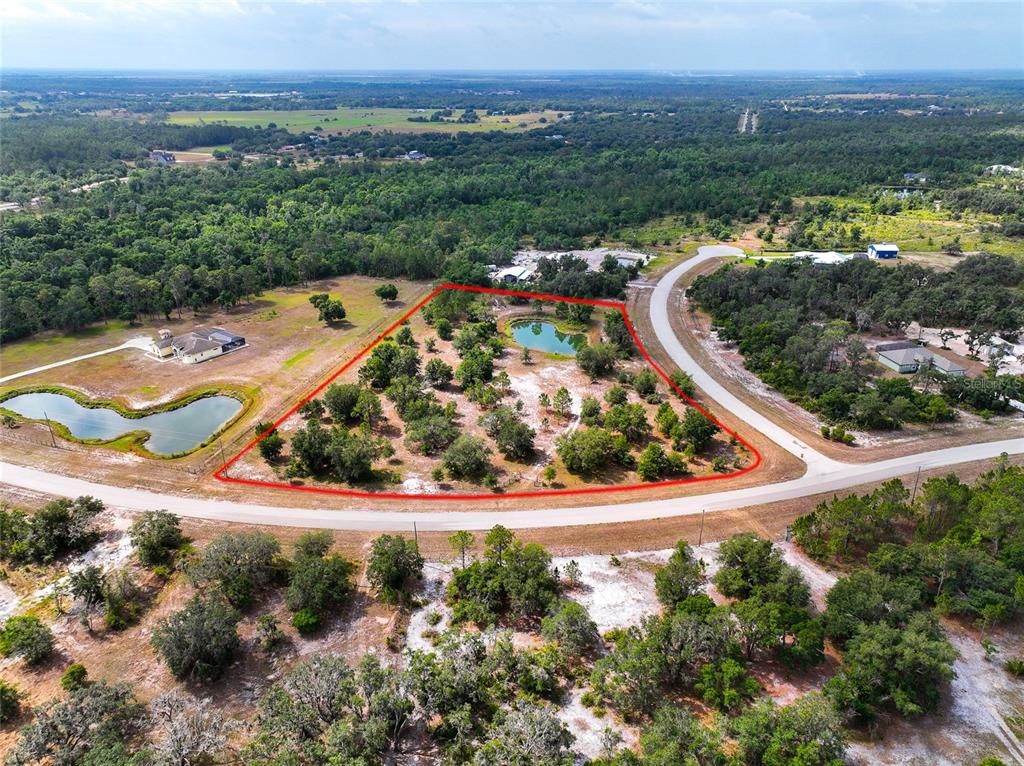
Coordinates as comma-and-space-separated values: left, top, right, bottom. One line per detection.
0, 680, 22, 723
61, 663, 89, 691
0, 615, 55, 665
291, 609, 320, 635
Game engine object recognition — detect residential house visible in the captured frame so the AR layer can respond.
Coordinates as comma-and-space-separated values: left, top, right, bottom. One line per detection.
150, 327, 246, 364
876, 342, 965, 377
149, 150, 176, 165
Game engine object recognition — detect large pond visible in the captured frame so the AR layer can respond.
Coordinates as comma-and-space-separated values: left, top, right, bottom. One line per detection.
1, 392, 242, 455
511, 321, 585, 356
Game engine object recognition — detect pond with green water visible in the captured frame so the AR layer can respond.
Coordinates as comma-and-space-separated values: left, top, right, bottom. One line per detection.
511, 321, 585, 356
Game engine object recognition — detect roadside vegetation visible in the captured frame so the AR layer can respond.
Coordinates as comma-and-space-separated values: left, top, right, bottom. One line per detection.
689, 253, 1024, 431
5, 485, 1019, 765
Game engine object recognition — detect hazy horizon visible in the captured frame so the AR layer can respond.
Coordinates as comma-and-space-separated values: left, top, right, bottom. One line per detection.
3, 1, 1022, 73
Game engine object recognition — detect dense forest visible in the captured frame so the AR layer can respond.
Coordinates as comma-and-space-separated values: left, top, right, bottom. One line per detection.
1, 74, 1023, 343
688, 255, 1024, 429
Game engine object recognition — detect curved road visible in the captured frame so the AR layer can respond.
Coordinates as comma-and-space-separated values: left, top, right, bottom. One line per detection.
1, 245, 1021, 530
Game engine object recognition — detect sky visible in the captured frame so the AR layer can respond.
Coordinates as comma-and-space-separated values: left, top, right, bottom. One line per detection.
2, 0, 1022, 72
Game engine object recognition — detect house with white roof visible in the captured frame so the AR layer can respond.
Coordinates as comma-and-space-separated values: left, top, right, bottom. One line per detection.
868, 243, 900, 259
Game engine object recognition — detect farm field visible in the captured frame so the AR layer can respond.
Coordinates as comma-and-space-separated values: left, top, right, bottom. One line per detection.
166, 107, 568, 135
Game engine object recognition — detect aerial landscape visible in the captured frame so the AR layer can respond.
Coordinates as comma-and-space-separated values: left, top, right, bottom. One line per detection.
1, 1, 1023, 765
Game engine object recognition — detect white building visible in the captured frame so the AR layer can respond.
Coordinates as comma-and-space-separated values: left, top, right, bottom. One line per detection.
868, 243, 900, 259
494, 266, 533, 284
793, 251, 852, 266
150, 327, 246, 364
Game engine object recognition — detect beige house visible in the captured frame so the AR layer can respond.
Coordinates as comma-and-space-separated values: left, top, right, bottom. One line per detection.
150, 327, 246, 364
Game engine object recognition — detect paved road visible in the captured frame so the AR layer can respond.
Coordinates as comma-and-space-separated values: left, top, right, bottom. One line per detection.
1, 439, 1020, 530
1, 245, 1020, 530
649, 245, 843, 476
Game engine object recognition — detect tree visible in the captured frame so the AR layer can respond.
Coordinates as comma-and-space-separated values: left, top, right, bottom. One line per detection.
255, 422, 285, 462
695, 658, 760, 711
563, 560, 582, 588
442, 435, 490, 480
367, 534, 424, 602
541, 600, 599, 658
604, 402, 651, 443
298, 397, 325, 421
552, 387, 573, 418
0, 614, 54, 665
375, 283, 399, 302
639, 705, 728, 766
70, 564, 106, 629
825, 613, 956, 719
323, 382, 362, 422
556, 428, 628, 476
425, 357, 454, 387
655, 541, 707, 609
474, 700, 575, 766
731, 693, 846, 766
395, 325, 415, 346
520, 347, 533, 364
286, 547, 355, 616
151, 594, 240, 682
188, 531, 280, 607
1, 496, 102, 565
308, 293, 346, 324
150, 691, 238, 766
679, 408, 720, 452
6, 681, 145, 766
449, 530, 475, 569
713, 533, 785, 601
130, 509, 183, 567
576, 342, 618, 379
353, 387, 384, 428
633, 369, 659, 398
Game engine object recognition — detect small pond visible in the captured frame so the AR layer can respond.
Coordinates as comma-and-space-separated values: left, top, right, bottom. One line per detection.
511, 321, 586, 356
1, 392, 242, 455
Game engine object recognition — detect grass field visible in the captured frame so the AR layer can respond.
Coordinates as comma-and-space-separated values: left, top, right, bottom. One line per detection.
795, 195, 1024, 257
166, 107, 567, 135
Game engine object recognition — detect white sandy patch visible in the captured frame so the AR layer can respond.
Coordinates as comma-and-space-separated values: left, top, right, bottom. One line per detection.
405, 563, 453, 653
779, 541, 836, 613
552, 550, 670, 633
0, 514, 135, 622
402, 475, 439, 494
557, 686, 639, 762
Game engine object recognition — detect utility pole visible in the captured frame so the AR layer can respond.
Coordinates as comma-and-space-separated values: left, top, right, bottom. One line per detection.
911, 465, 923, 504
697, 509, 706, 546
413, 522, 419, 551
42, 410, 57, 448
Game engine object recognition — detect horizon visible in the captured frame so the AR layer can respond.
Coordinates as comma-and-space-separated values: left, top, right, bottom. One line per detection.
4, 0, 1022, 73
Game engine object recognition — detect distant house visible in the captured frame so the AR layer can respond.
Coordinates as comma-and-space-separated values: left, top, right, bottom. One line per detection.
902, 172, 928, 184
793, 251, 851, 267
985, 164, 1022, 176
494, 266, 533, 284
149, 150, 176, 165
401, 150, 428, 161
876, 342, 965, 377
150, 327, 246, 364
868, 243, 900, 259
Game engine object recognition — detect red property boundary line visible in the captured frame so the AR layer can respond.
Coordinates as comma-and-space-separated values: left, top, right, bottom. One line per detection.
214, 283, 762, 500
